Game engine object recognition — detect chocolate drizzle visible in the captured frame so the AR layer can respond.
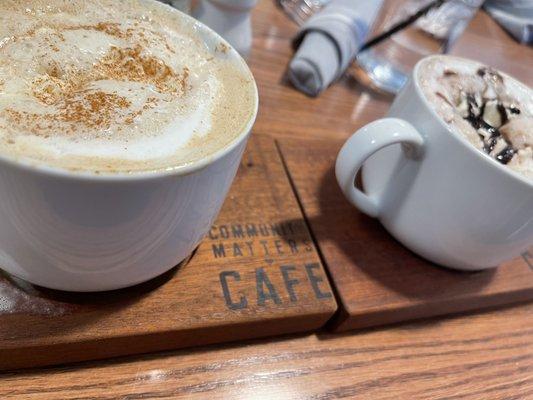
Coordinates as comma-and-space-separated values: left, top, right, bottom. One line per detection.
497, 103, 509, 125
496, 146, 515, 164
509, 106, 520, 115
459, 68, 520, 165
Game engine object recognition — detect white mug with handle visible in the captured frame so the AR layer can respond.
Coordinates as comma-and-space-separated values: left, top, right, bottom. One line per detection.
336, 55, 533, 271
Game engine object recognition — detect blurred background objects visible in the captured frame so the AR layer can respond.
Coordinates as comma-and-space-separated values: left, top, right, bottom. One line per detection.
279, 0, 331, 25
288, 0, 383, 96
353, 0, 485, 94
484, 0, 533, 44
157, 0, 531, 95
156, 0, 192, 13
193, 0, 259, 58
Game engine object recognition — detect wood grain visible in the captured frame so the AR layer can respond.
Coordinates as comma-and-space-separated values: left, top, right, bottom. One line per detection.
1, 304, 531, 399
0, 135, 337, 371
278, 137, 533, 331
0, 1, 532, 397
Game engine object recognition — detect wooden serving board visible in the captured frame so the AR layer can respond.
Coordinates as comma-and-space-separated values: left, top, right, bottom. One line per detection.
278, 137, 533, 332
0, 135, 337, 371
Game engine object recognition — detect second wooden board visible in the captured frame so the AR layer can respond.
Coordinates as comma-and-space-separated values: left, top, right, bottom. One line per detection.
278, 137, 533, 332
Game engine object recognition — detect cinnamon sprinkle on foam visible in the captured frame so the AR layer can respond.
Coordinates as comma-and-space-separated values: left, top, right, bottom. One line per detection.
0, 0, 256, 173
9, 21, 190, 135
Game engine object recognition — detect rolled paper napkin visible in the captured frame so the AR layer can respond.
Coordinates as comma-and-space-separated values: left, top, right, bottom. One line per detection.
289, 0, 383, 97
484, 0, 533, 44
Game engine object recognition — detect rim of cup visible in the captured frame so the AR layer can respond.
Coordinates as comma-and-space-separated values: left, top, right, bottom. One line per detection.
0, 0, 258, 182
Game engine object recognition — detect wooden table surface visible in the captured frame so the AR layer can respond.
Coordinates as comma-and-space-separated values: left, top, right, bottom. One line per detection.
1, 1, 532, 398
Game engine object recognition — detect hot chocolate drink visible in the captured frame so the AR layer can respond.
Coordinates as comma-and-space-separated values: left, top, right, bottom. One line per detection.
0, 0, 257, 173
419, 56, 532, 181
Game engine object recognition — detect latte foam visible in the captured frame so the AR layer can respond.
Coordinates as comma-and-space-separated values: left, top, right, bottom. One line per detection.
0, 0, 257, 173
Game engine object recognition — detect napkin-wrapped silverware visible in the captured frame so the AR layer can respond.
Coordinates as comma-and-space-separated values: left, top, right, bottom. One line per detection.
288, 0, 383, 96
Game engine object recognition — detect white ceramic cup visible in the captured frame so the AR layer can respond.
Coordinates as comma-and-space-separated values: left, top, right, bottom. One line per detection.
336, 55, 532, 271
0, 6, 258, 291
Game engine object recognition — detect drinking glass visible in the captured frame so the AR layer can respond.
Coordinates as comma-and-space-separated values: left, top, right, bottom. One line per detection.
354, 0, 484, 94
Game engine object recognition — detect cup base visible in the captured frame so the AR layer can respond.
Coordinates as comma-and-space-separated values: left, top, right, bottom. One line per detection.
0, 248, 198, 293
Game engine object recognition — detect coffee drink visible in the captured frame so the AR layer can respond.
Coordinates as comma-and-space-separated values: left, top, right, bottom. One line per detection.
0, 0, 257, 173
419, 56, 532, 181
336, 55, 532, 271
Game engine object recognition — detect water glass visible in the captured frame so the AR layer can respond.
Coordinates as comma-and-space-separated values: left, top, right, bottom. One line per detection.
354, 0, 484, 94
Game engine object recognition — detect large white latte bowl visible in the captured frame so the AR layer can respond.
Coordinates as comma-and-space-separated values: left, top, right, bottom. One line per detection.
0, 3, 258, 291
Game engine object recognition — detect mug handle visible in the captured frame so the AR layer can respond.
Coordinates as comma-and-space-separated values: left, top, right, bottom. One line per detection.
335, 118, 425, 218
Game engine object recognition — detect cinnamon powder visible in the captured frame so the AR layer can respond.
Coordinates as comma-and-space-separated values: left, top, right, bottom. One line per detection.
6, 22, 190, 134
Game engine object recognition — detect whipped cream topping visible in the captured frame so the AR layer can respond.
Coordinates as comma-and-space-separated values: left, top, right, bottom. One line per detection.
0, 0, 256, 173
419, 56, 533, 181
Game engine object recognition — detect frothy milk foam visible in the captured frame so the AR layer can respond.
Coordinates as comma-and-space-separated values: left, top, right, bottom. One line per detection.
0, 0, 256, 173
